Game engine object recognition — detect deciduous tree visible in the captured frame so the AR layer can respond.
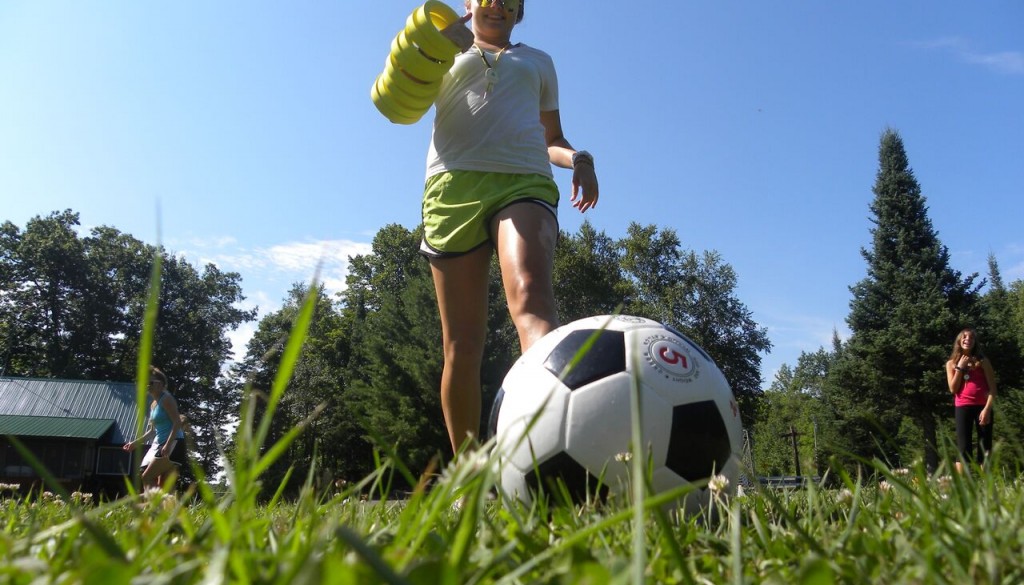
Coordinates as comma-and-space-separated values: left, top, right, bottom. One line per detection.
619, 223, 771, 421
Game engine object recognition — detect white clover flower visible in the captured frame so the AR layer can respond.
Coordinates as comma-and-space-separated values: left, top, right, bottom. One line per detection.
70, 491, 94, 505
142, 487, 164, 502
879, 480, 892, 493
465, 449, 491, 473
614, 452, 632, 463
893, 468, 910, 478
161, 493, 177, 512
708, 474, 730, 494
837, 488, 854, 504
936, 475, 953, 492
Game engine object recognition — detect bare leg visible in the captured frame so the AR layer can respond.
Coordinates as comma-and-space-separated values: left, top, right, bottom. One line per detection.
141, 457, 174, 488
491, 203, 560, 352
429, 245, 493, 454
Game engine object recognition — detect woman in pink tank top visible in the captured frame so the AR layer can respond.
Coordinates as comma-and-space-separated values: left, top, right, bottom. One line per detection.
945, 328, 997, 473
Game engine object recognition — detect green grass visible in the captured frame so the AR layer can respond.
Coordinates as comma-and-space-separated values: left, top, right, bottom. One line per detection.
4, 275, 1023, 584
2, 455, 1023, 584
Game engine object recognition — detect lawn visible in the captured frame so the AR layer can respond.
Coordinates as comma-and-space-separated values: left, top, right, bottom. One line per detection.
2, 451, 1021, 584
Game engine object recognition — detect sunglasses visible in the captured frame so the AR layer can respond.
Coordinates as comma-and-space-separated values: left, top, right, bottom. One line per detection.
477, 0, 520, 13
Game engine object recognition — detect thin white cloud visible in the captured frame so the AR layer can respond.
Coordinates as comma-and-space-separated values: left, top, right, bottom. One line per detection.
227, 321, 258, 362
320, 275, 350, 296
963, 51, 1024, 75
754, 309, 852, 386
173, 237, 375, 363
766, 315, 850, 356
264, 240, 366, 274
177, 238, 373, 295
948, 242, 1024, 286
177, 235, 238, 249
1005, 261, 1024, 283
913, 36, 1024, 75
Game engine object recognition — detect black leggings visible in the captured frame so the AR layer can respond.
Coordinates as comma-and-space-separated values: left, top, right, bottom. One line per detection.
955, 405, 993, 464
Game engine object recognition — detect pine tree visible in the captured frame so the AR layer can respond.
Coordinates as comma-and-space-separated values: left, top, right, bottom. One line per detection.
830, 129, 980, 470
978, 256, 1024, 463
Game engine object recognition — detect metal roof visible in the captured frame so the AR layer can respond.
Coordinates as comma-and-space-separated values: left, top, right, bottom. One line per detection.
0, 414, 114, 439
0, 377, 145, 444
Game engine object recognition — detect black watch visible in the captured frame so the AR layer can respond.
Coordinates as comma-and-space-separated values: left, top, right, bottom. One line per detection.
571, 150, 594, 168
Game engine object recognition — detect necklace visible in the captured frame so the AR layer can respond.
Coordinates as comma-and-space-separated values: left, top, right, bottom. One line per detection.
475, 44, 510, 98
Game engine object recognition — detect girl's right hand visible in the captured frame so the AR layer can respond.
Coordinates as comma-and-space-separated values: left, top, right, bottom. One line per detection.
441, 13, 475, 52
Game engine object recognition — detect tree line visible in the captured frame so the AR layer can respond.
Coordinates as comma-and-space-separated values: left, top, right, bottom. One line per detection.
3, 129, 1019, 493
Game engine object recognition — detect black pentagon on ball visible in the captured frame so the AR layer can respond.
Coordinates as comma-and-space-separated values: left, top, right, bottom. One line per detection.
524, 451, 610, 505
665, 400, 732, 483
542, 329, 625, 390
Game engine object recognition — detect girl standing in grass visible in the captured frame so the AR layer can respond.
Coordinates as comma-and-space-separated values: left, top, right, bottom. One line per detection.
123, 367, 187, 488
946, 328, 997, 472
428, 0, 599, 455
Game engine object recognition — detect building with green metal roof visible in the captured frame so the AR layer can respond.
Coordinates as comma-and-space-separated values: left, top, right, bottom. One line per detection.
0, 376, 147, 496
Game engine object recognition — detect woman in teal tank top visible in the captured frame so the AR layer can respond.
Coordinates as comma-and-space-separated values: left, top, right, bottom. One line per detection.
122, 367, 186, 489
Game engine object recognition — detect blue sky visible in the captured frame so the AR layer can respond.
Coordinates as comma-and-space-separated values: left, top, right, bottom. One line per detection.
2, 1, 1022, 386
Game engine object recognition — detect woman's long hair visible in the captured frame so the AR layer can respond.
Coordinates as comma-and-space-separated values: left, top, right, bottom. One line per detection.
949, 328, 985, 364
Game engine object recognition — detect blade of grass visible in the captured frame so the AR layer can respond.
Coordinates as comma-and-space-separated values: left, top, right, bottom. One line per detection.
628, 342, 646, 585
252, 274, 320, 455
252, 402, 327, 478
335, 525, 413, 585
132, 242, 163, 489
730, 497, 742, 585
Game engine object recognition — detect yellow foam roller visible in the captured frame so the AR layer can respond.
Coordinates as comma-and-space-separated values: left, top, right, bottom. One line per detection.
371, 1, 463, 124
404, 1, 461, 62
373, 55, 440, 123
390, 30, 451, 83
379, 81, 437, 115
371, 76, 425, 125
383, 55, 442, 99
373, 75, 424, 120
379, 72, 440, 111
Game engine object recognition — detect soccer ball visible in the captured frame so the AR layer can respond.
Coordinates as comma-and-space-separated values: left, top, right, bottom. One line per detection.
487, 315, 744, 513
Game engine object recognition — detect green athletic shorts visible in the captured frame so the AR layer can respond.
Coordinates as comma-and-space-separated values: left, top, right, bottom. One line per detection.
420, 170, 559, 258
